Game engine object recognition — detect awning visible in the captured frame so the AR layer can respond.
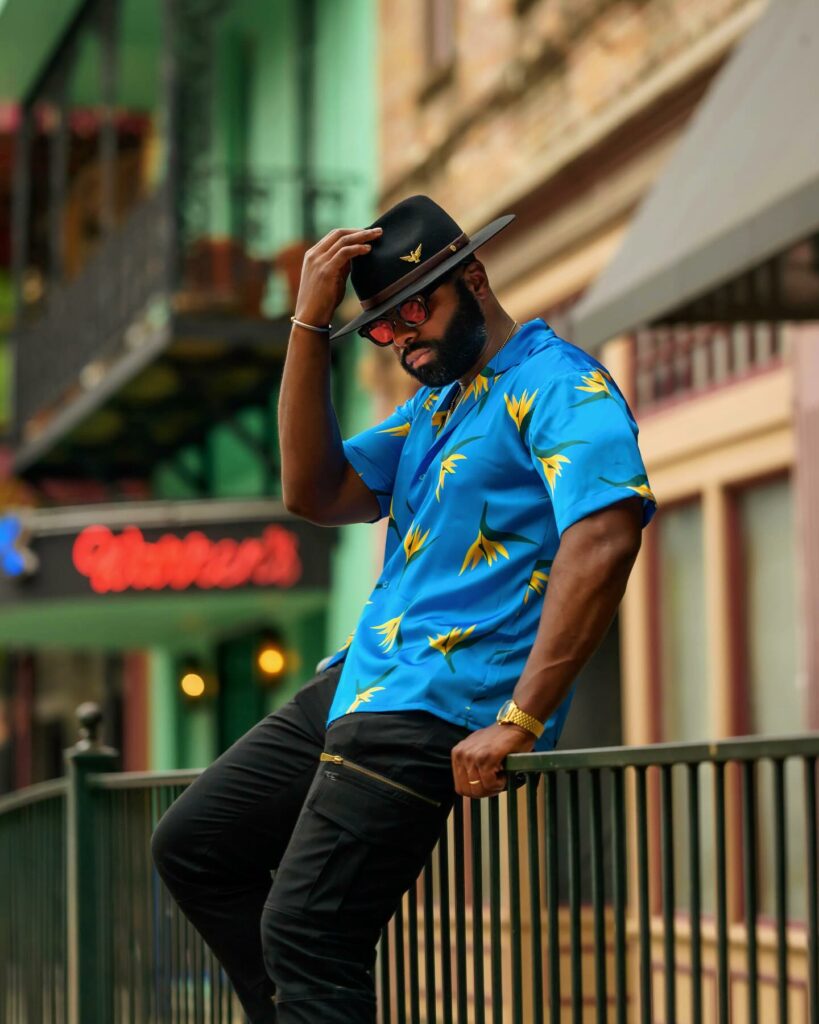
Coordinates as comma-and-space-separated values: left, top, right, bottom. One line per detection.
572, 0, 819, 349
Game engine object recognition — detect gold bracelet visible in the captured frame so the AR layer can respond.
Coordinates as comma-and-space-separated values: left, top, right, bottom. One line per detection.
290, 316, 332, 334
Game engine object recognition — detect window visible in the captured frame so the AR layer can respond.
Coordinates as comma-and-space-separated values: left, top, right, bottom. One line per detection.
656, 501, 715, 912
733, 475, 801, 735
423, 0, 456, 87
732, 474, 805, 918
657, 501, 709, 743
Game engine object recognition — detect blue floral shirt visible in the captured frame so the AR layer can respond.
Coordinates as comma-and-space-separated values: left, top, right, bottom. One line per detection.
325, 319, 655, 749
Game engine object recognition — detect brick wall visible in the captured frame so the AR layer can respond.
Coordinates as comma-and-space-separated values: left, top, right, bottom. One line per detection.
379, 0, 759, 222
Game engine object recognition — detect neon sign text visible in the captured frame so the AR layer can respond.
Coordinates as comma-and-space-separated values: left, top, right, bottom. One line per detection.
72, 524, 302, 594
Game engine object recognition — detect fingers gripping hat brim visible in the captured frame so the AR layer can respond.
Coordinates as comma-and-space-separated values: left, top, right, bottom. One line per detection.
329, 213, 516, 341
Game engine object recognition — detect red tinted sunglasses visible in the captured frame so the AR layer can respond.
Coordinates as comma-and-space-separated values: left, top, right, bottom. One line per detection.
358, 294, 431, 346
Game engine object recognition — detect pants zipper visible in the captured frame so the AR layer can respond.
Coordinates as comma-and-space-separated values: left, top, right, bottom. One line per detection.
319, 752, 441, 807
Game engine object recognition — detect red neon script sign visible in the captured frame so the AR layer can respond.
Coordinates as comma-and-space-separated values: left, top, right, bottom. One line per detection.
72, 524, 302, 594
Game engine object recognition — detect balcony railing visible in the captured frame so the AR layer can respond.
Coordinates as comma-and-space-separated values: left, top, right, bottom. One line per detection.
12, 168, 362, 448
634, 322, 790, 411
2, 708, 817, 1023
14, 185, 172, 441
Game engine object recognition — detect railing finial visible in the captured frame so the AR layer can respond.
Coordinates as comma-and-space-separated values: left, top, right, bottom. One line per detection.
75, 702, 103, 751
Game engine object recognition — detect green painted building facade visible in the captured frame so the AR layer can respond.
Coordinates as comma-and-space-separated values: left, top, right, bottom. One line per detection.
0, 0, 380, 782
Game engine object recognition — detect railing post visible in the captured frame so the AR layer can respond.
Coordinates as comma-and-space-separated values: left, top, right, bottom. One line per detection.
65, 702, 119, 1024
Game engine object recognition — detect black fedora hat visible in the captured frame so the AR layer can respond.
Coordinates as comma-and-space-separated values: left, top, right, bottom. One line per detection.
330, 195, 515, 340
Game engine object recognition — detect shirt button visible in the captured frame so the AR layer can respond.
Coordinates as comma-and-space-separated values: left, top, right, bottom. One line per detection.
419, 473, 425, 481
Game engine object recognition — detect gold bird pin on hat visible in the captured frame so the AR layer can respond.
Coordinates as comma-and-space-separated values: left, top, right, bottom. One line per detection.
400, 243, 423, 264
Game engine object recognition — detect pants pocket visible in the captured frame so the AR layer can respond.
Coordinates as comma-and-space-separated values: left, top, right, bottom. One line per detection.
266, 764, 447, 926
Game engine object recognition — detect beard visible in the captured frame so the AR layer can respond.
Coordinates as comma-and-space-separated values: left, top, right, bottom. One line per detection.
400, 279, 488, 387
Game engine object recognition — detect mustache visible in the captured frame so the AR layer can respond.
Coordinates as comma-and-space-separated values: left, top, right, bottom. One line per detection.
402, 341, 439, 361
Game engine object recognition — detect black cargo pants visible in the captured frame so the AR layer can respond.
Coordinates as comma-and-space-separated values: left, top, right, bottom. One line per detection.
151, 662, 468, 1023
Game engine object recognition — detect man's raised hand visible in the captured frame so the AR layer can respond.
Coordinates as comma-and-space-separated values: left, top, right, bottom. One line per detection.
293, 226, 383, 328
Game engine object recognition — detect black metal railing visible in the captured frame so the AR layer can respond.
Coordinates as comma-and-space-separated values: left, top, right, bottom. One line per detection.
0, 778, 68, 1023
14, 183, 172, 438
92, 773, 245, 1022
383, 736, 819, 1023
12, 166, 363, 446
1, 708, 817, 1023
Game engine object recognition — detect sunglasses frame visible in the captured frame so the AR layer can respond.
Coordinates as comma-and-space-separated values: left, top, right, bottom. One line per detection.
357, 293, 432, 346
357, 261, 468, 346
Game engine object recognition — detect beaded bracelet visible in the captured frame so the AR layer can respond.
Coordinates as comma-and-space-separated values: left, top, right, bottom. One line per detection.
290, 316, 332, 334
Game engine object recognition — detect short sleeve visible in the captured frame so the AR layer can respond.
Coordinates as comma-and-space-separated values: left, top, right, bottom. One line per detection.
343, 395, 417, 520
524, 365, 657, 537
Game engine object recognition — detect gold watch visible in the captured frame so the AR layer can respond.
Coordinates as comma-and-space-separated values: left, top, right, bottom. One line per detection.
496, 699, 544, 739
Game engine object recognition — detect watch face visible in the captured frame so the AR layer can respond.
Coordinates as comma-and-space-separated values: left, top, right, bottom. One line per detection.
496, 699, 512, 722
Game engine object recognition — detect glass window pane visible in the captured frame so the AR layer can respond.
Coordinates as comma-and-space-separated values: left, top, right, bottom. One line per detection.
658, 502, 709, 742
737, 476, 802, 735
657, 501, 713, 912
735, 475, 805, 918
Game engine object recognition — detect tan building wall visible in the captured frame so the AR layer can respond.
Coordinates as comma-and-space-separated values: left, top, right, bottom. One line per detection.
377, 0, 765, 322
369, 4, 814, 1015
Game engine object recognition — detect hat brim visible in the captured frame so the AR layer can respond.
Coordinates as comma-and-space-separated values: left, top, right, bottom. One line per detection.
329, 213, 516, 341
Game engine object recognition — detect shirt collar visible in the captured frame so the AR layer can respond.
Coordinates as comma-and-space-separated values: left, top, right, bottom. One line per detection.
434, 318, 556, 425
491, 318, 555, 376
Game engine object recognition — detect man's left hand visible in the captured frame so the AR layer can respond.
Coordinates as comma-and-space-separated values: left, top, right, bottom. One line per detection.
451, 724, 536, 799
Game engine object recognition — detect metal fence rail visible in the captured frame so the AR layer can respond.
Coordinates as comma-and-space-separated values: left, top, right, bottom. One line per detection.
0, 779, 68, 1024
0, 709, 817, 1024
88, 772, 246, 1023
381, 735, 819, 1024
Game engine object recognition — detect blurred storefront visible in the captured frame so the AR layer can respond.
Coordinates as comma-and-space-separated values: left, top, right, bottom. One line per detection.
0, 0, 379, 789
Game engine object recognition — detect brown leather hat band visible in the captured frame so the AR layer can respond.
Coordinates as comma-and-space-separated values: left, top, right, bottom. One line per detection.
360, 231, 471, 311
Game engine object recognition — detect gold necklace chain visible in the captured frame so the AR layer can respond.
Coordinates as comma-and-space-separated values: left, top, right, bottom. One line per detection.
451, 320, 518, 414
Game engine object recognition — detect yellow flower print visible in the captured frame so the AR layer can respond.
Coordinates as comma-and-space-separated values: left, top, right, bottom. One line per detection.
379, 421, 411, 438
459, 502, 537, 574
339, 631, 355, 652
431, 409, 450, 435
347, 685, 384, 712
428, 624, 476, 656
504, 389, 538, 440
462, 372, 490, 403
371, 612, 405, 653
531, 440, 588, 493
403, 522, 429, 562
428, 624, 483, 673
524, 559, 553, 604
540, 453, 570, 490
401, 521, 435, 576
423, 391, 440, 411
571, 368, 614, 407
435, 435, 482, 501
599, 474, 656, 503
345, 666, 397, 713
461, 532, 508, 572
577, 369, 611, 394
437, 452, 466, 500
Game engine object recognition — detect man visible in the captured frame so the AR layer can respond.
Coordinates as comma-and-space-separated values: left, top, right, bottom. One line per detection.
152, 195, 655, 1023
